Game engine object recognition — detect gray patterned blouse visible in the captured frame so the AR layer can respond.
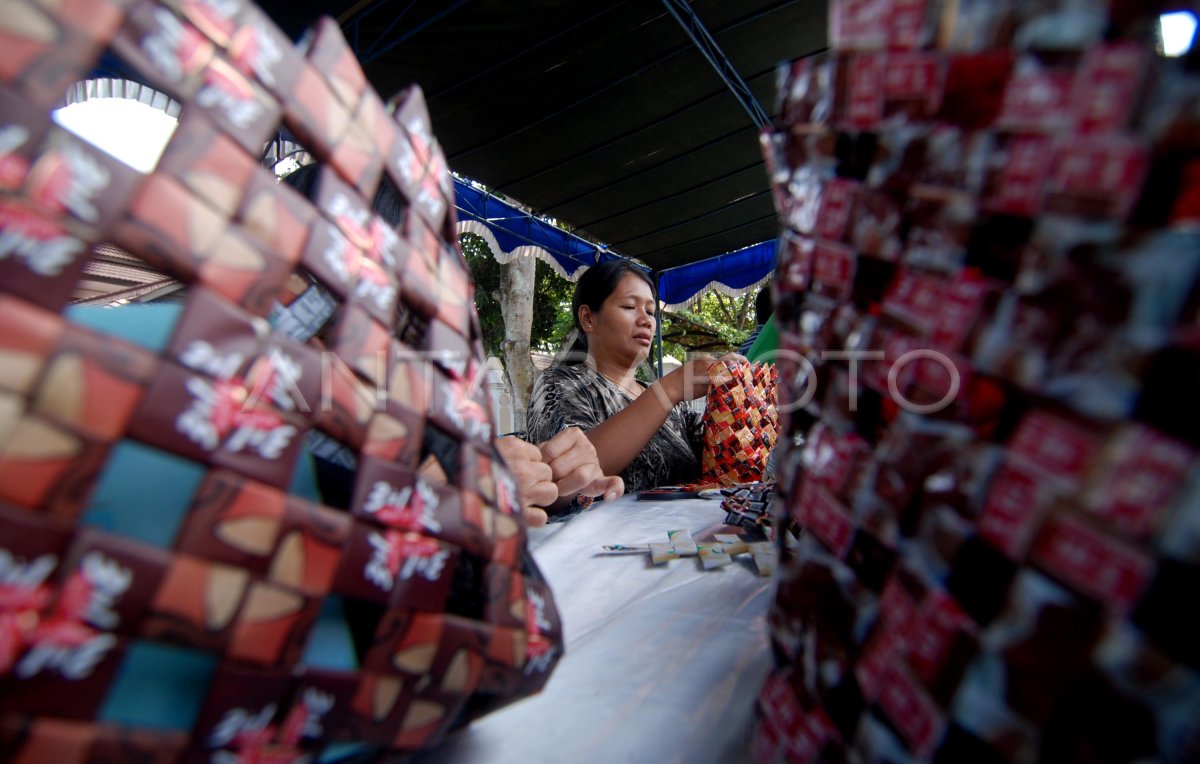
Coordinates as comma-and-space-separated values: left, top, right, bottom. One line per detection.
526, 363, 703, 494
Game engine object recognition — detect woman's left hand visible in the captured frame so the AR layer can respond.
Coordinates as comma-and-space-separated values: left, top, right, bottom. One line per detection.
662, 352, 749, 402
707, 352, 749, 385
539, 427, 624, 502
494, 436, 557, 527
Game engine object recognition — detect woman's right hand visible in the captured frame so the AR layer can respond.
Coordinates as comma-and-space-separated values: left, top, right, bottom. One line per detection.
662, 353, 747, 402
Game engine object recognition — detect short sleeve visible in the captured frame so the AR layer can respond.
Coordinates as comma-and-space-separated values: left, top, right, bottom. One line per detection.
526, 365, 607, 445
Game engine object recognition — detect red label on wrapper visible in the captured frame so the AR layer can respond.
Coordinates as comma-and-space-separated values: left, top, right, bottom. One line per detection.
363, 478, 442, 534
179, 0, 238, 45
758, 700, 836, 764
175, 375, 298, 462
800, 708, 837, 761
883, 269, 945, 335
998, 70, 1073, 133
887, 0, 929, 49
803, 425, 868, 496
905, 590, 974, 686
988, 134, 1052, 216
928, 272, 988, 352
1046, 137, 1149, 220
1171, 160, 1200, 223
862, 329, 920, 394
806, 483, 856, 558
1030, 515, 1155, 614
816, 179, 858, 242
752, 714, 786, 764
1071, 43, 1148, 135
197, 59, 267, 133
1008, 410, 1101, 484
879, 574, 919, 633
0, 201, 86, 278
912, 350, 969, 403
364, 530, 447, 592
525, 586, 556, 673
1086, 426, 1196, 539
978, 463, 1046, 559
884, 52, 943, 112
877, 663, 946, 757
846, 54, 886, 128
759, 673, 808, 748
856, 626, 905, 701
812, 241, 855, 299
830, 0, 887, 50
791, 474, 817, 528
0, 152, 30, 190
394, 126, 449, 228
16, 618, 115, 680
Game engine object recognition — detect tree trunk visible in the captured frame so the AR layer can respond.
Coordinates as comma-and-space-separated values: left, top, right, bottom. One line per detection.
498, 253, 536, 429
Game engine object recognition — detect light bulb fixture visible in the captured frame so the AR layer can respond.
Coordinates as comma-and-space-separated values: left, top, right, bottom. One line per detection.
1159, 11, 1197, 58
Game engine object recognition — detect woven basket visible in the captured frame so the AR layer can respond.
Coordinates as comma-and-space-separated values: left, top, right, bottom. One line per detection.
0, 2, 560, 760
699, 360, 779, 486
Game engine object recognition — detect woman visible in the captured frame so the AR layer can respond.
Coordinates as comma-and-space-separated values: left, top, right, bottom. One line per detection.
527, 259, 740, 504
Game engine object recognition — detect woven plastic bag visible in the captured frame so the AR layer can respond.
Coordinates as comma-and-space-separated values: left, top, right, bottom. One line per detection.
699, 360, 779, 486
0, 2, 561, 760
755, 1, 1200, 761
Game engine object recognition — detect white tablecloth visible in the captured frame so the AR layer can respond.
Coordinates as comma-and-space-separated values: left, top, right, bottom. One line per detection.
414, 494, 775, 764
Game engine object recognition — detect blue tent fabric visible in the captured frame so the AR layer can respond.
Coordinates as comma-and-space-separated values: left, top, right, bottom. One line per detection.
453, 179, 776, 306
655, 240, 777, 308
454, 179, 607, 279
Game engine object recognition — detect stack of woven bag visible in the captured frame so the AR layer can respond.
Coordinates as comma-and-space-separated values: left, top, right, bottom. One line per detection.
0, 1, 561, 761
756, 0, 1200, 761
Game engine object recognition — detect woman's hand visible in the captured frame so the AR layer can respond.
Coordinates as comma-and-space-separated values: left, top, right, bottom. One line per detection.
660, 353, 748, 403
495, 428, 624, 526
539, 427, 624, 503
494, 436, 557, 527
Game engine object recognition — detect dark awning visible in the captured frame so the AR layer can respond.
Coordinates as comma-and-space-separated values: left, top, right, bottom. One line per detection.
258, 0, 828, 273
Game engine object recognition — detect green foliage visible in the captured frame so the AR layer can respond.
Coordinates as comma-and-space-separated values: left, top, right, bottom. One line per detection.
546, 296, 576, 351
461, 233, 503, 355
660, 290, 758, 360
460, 233, 575, 357
691, 289, 758, 337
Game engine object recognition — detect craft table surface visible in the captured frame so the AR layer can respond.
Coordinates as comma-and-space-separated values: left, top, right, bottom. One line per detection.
412, 494, 774, 764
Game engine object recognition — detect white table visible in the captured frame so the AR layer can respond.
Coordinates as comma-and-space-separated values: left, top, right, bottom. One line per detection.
414, 494, 775, 763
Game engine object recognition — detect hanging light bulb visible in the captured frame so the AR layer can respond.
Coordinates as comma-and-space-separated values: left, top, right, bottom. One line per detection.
1159, 11, 1197, 58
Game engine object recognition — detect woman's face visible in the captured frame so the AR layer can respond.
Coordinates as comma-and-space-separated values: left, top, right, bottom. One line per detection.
581, 273, 657, 366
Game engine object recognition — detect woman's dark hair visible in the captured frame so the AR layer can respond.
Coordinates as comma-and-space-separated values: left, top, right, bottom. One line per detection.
558, 259, 656, 364
754, 285, 773, 325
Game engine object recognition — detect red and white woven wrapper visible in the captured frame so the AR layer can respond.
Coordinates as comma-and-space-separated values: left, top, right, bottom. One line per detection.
700, 360, 779, 486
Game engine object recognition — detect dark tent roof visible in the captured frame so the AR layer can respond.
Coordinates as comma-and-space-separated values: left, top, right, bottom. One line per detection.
260, 0, 828, 272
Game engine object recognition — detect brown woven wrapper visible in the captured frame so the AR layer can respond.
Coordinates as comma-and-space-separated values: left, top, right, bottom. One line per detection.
0, 1, 561, 760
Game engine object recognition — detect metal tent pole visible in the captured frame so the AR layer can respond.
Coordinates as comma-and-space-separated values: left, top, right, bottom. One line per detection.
660, 0, 771, 130
656, 271, 665, 379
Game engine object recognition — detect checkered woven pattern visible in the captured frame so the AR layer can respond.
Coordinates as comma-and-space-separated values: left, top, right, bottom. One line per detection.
755, 1, 1200, 762
0, 1, 560, 760
699, 360, 779, 487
